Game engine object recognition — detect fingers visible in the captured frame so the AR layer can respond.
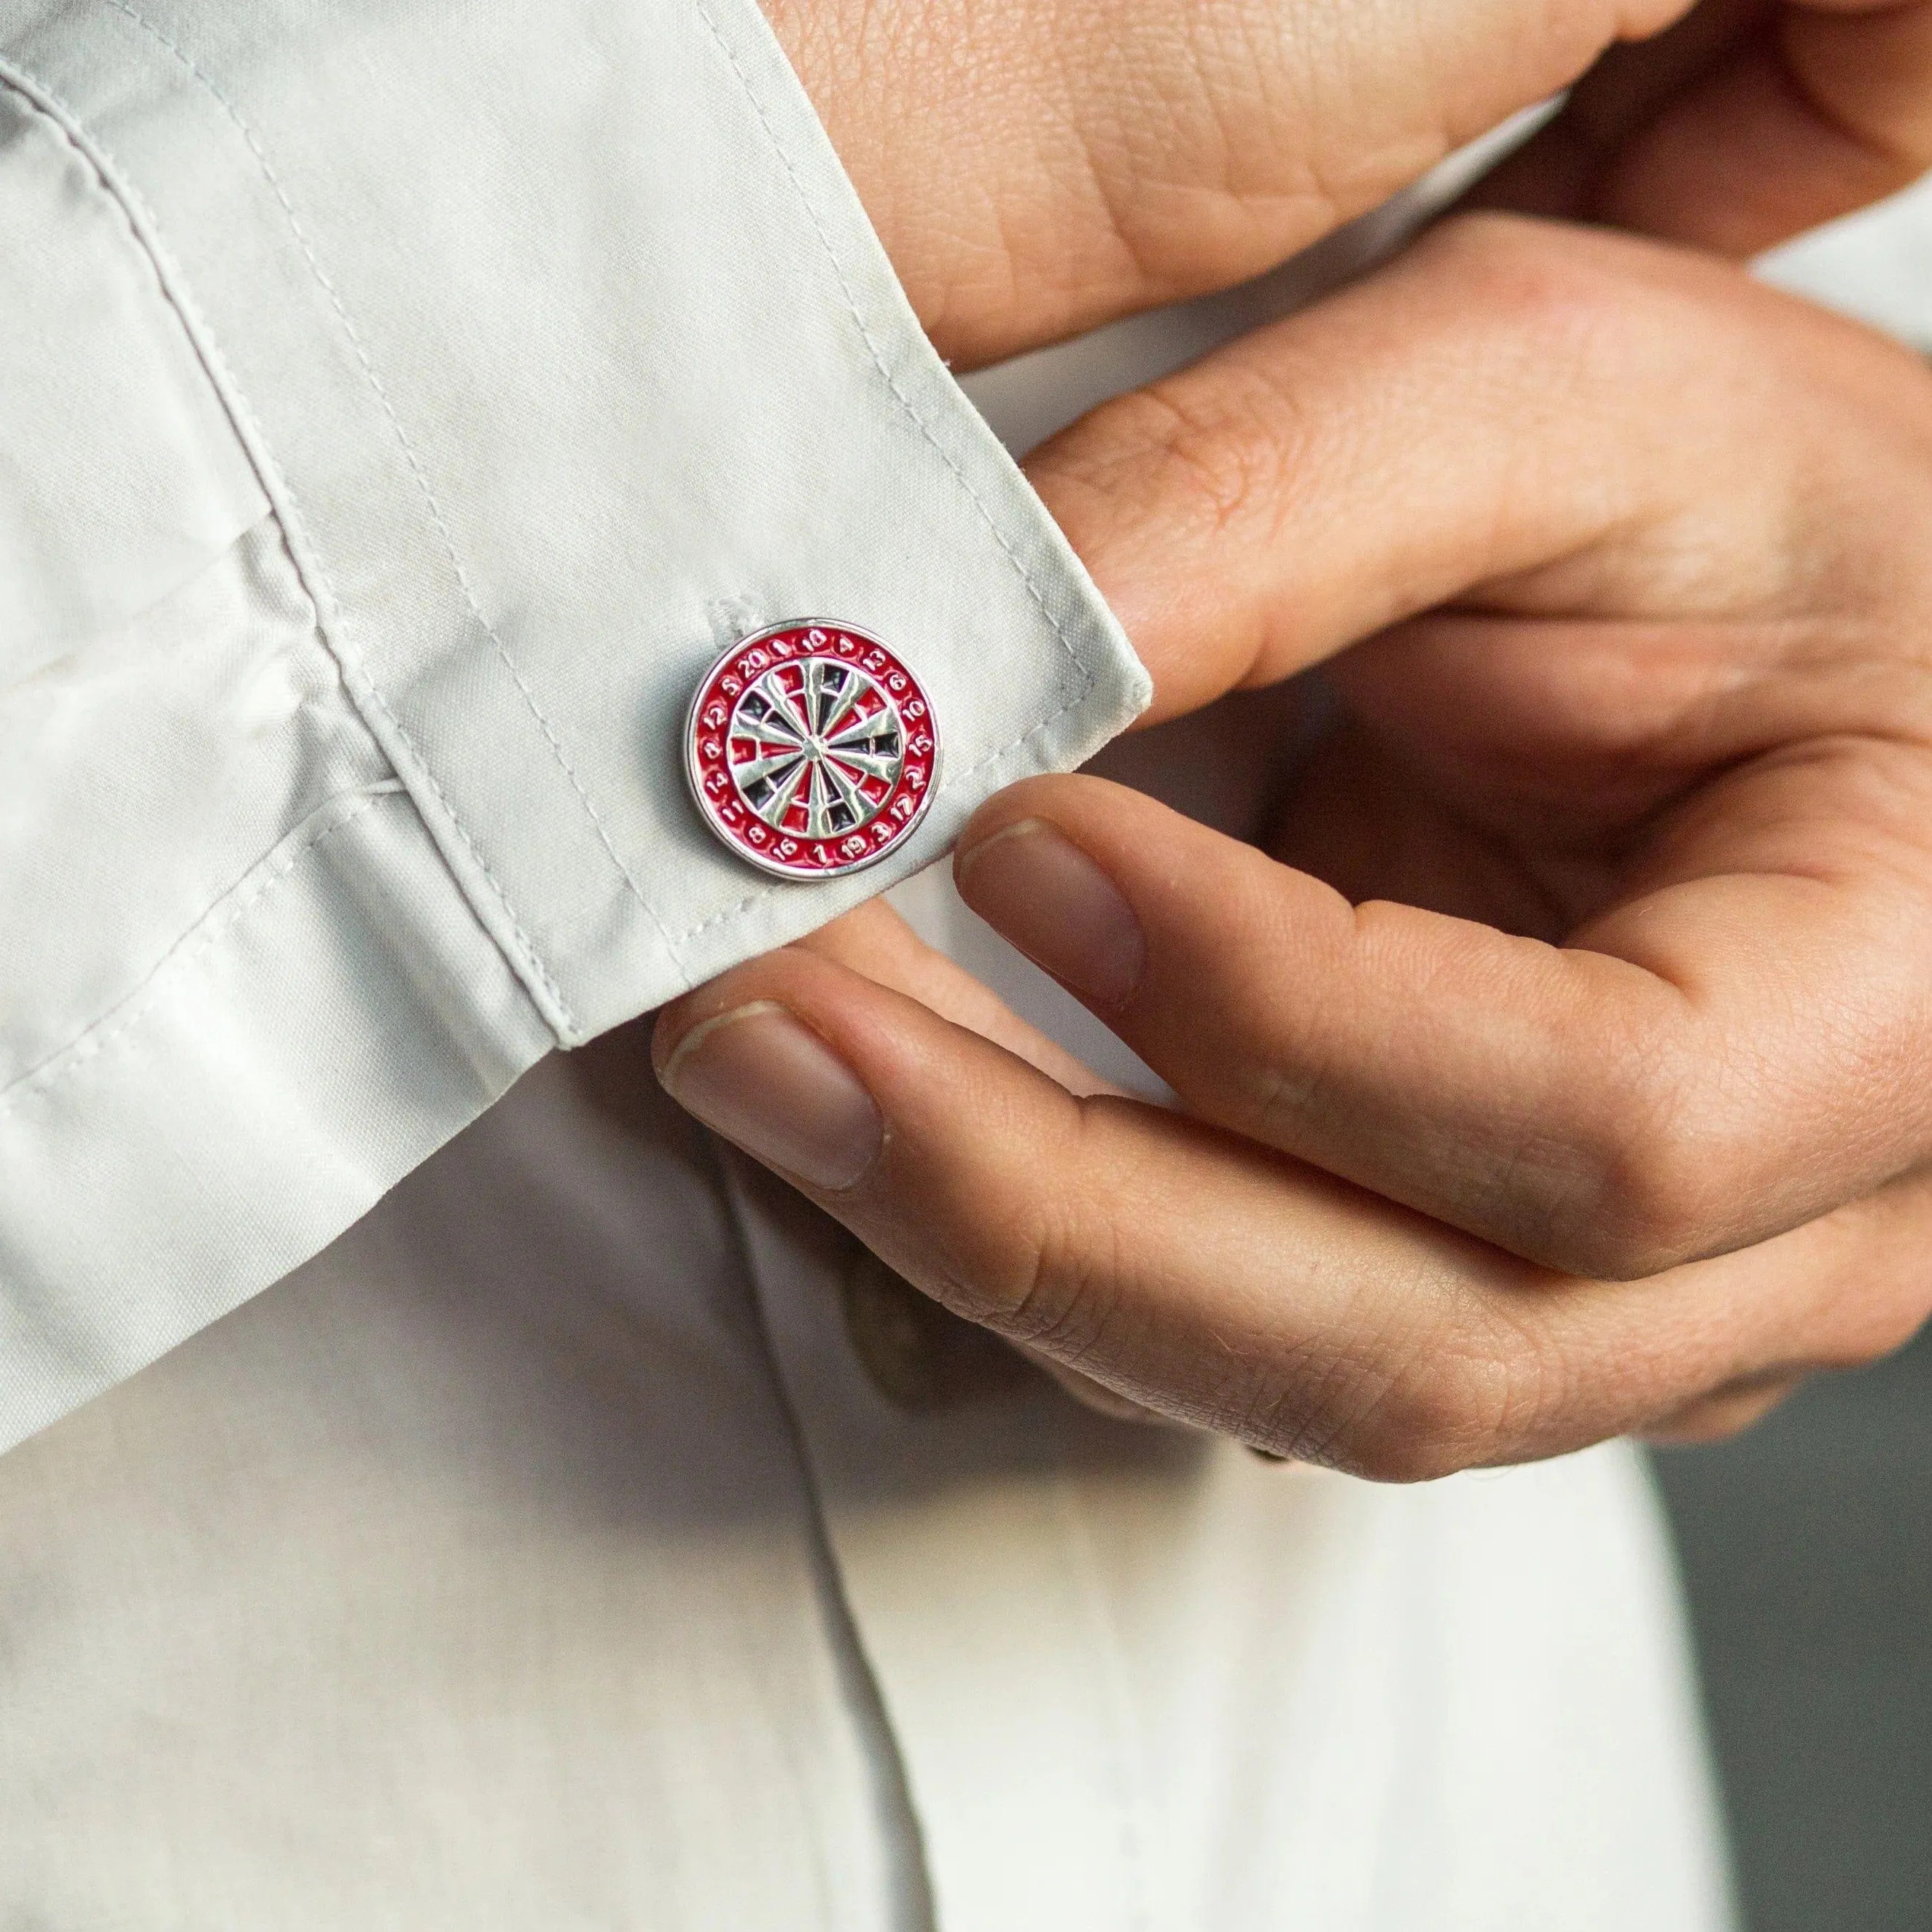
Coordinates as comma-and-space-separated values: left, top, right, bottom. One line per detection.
791, 896, 1126, 1097
1476, 0, 1932, 257
796, 900, 1175, 1423
1637, 1371, 1801, 1443
653, 945, 1932, 1475
1008, 215, 1932, 1276
951, 770, 1932, 1280
801, 897, 1169, 1428
1262, 708, 1932, 1271
1023, 212, 1910, 728
653, 941, 1545, 1477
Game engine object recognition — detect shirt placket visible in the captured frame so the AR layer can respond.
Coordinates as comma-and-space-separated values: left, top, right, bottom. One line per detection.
719, 1148, 1156, 1932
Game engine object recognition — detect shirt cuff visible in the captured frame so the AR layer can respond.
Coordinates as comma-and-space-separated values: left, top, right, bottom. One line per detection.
0, 0, 1148, 1451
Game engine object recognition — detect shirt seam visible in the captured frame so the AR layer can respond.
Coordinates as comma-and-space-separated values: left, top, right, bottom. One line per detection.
87, 0, 686, 1005
1051, 1468, 1155, 1932
0, 784, 406, 1115
671, 0, 1107, 945
688, 0, 1091, 696
93, 0, 1110, 988
6, 7, 1129, 1009
0, 58, 583, 1042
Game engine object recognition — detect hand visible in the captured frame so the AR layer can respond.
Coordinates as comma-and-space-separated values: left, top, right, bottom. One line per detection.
1477, 0, 1932, 257
764, 0, 1932, 368
655, 215, 1932, 1473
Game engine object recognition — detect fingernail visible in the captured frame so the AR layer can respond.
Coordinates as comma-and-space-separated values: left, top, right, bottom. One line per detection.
658, 1001, 883, 1191
955, 819, 1145, 1007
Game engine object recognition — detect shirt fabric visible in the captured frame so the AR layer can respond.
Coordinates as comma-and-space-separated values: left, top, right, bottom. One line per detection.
0, 0, 1148, 1448
4, 0, 1926, 1922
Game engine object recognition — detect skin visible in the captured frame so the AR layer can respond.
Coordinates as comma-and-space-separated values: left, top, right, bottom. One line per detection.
657, 217, 1932, 1473
1478, 0, 1932, 254
762, 0, 1932, 367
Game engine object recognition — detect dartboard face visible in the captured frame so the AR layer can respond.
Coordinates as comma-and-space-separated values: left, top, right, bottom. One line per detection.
684, 622, 940, 880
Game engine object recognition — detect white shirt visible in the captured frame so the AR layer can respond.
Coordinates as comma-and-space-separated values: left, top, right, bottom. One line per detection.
7, 0, 1925, 1920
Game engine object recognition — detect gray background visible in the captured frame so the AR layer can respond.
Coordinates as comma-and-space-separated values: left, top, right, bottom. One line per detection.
1655, 1327, 1932, 1932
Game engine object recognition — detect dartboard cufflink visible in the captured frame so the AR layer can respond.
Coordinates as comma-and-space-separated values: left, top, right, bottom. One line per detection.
684, 621, 941, 881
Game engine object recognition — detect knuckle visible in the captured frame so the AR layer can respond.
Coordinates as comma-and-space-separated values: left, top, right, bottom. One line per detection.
952, 1161, 1123, 1368
1371, 1344, 1552, 1481
1007, 1221, 1123, 1366
1412, 211, 1637, 371
1097, 366, 1301, 544
1245, 1298, 1559, 1484
1331, 1358, 1506, 1484
1576, 1140, 1726, 1280
1532, 1048, 1734, 1280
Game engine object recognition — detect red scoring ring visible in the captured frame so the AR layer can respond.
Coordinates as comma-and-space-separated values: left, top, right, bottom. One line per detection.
683, 621, 941, 881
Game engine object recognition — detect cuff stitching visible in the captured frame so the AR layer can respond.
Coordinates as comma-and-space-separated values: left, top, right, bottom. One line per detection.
673, 0, 1107, 943
0, 787, 402, 1115
0, 54, 589, 1042
690, 0, 1097, 699
104, 4, 684, 1003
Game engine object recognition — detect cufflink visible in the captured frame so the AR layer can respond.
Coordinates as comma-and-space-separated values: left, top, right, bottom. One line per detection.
684, 621, 940, 880
841, 1245, 1035, 1411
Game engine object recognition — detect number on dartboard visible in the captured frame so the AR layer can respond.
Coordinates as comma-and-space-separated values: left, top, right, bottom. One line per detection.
685, 622, 940, 879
